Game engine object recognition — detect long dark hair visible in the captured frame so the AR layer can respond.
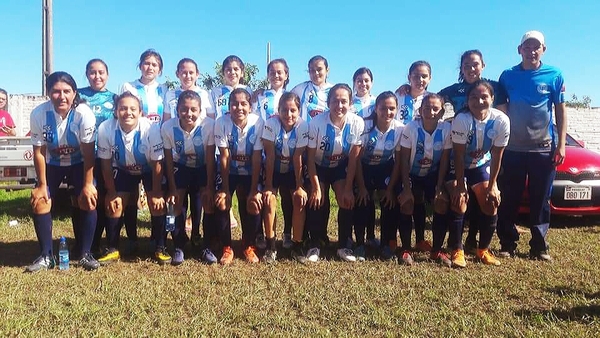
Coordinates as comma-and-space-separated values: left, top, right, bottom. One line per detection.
362, 91, 397, 135
46, 71, 82, 109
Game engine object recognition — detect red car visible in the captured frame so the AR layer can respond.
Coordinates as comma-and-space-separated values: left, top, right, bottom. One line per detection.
519, 133, 600, 215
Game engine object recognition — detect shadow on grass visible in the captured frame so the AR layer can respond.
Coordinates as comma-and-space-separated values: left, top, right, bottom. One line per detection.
546, 286, 600, 300
515, 305, 600, 324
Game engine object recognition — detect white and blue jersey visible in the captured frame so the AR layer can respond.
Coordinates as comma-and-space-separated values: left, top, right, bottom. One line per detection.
161, 116, 215, 168
451, 108, 510, 169
163, 86, 212, 119
291, 81, 333, 122
400, 119, 452, 177
438, 78, 507, 114
395, 92, 428, 124
210, 84, 252, 120
120, 79, 166, 124
79, 87, 115, 131
351, 94, 376, 118
499, 63, 565, 152
30, 101, 96, 166
252, 88, 285, 121
360, 119, 404, 166
97, 117, 164, 175
214, 113, 264, 176
262, 116, 309, 174
308, 112, 364, 168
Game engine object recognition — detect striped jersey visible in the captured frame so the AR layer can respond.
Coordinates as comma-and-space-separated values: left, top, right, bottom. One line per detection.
252, 88, 284, 121
97, 117, 163, 175
161, 116, 215, 168
395, 92, 429, 124
451, 108, 510, 169
120, 80, 166, 124
30, 101, 96, 166
262, 116, 309, 173
291, 81, 333, 122
360, 119, 404, 166
438, 78, 507, 114
79, 87, 115, 131
210, 84, 252, 120
351, 94, 376, 118
400, 119, 452, 177
308, 111, 364, 168
214, 113, 264, 176
163, 86, 212, 119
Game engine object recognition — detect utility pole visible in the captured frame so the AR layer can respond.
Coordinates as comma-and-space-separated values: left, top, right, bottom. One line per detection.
266, 42, 271, 68
42, 0, 53, 96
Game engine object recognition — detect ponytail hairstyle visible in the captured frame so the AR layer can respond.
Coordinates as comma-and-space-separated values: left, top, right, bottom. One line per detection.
46, 71, 82, 109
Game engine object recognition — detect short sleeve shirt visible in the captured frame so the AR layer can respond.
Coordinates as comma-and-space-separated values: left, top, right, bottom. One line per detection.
400, 119, 452, 177
252, 88, 285, 121
351, 94, 376, 118
163, 86, 212, 120
360, 119, 404, 166
120, 80, 166, 124
291, 81, 333, 122
214, 113, 264, 175
161, 116, 215, 168
262, 116, 309, 173
308, 112, 364, 168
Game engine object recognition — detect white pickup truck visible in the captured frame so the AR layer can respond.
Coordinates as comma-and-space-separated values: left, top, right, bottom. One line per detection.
0, 137, 36, 189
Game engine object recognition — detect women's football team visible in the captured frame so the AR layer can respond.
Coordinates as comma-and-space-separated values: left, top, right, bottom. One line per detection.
26, 49, 511, 272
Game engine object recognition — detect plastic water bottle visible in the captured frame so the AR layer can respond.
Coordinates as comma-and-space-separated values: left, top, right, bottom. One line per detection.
58, 236, 70, 270
166, 202, 175, 232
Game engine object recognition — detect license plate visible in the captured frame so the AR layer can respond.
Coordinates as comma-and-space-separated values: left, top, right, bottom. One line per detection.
564, 186, 592, 200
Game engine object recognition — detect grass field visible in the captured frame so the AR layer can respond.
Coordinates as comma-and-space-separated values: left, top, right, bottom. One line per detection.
0, 188, 599, 337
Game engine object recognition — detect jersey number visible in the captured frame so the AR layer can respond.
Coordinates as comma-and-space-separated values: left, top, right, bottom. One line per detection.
319, 141, 331, 152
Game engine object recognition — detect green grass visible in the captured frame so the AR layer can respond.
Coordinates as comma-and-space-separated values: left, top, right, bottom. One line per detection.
1, 189, 599, 336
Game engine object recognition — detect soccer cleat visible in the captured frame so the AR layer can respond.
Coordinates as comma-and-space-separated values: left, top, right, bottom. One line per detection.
291, 247, 308, 264
497, 249, 516, 258
451, 249, 467, 268
220, 246, 234, 265
172, 248, 185, 266
354, 245, 366, 262
282, 233, 293, 249
262, 250, 277, 264
97, 249, 120, 265
399, 250, 414, 266
380, 246, 395, 261
337, 248, 357, 262
430, 251, 452, 268
255, 235, 267, 250
25, 255, 56, 273
415, 240, 433, 252
530, 250, 553, 262
201, 248, 218, 264
155, 247, 172, 265
477, 248, 501, 266
306, 247, 320, 262
244, 246, 260, 264
79, 253, 100, 271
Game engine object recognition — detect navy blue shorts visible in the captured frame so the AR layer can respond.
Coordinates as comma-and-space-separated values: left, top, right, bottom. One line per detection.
446, 161, 490, 187
113, 168, 153, 193
273, 171, 296, 190
174, 164, 207, 192
216, 173, 253, 194
410, 171, 438, 202
45, 163, 86, 198
316, 160, 348, 185
361, 160, 395, 192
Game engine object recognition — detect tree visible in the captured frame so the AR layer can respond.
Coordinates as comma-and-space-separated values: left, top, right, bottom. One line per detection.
200, 62, 269, 91
566, 94, 592, 109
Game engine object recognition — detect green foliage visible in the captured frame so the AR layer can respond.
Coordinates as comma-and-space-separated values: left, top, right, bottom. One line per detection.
200, 62, 269, 91
566, 94, 592, 109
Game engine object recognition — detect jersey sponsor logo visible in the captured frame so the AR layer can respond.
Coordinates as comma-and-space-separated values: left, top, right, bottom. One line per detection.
153, 143, 163, 153
85, 126, 95, 138
402, 133, 409, 139
193, 136, 204, 147
536, 83, 550, 95
264, 125, 273, 133
369, 154, 382, 161
147, 114, 161, 123
451, 130, 465, 137
279, 155, 291, 162
418, 157, 432, 166
125, 164, 143, 174
538, 140, 552, 148
327, 154, 344, 161
53, 145, 77, 156
233, 155, 250, 162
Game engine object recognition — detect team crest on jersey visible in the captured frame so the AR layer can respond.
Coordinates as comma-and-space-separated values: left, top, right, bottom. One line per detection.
193, 136, 203, 147
69, 122, 80, 134
487, 129, 497, 139
345, 133, 355, 144
138, 144, 148, 154
175, 140, 184, 153
384, 140, 395, 150
433, 142, 443, 151
537, 83, 550, 94
103, 101, 114, 109
288, 139, 297, 149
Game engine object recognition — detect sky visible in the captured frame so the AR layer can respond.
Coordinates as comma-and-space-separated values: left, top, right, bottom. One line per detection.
1, 0, 599, 106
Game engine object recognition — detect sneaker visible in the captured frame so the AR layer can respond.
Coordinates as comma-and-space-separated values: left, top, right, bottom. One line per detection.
306, 247, 320, 262
201, 248, 218, 264
477, 248, 501, 266
97, 249, 120, 265
366, 238, 380, 249
399, 250, 414, 266
25, 255, 56, 273
337, 248, 357, 262
282, 234, 293, 249
497, 249, 516, 258
464, 240, 478, 256
415, 240, 433, 252
244, 246, 260, 263
354, 245, 366, 262
255, 234, 267, 250
172, 248, 184, 266
155, 247, 172, 265
451, 249, 467, 268
291, 247, 308, 264
430, 251, 452, 268
530, 250, 553, 262
79, 253, 100, 271
262, 249, 277, 264
191, 235, 203, 247
220, 246, 234, 265
380, 246, 395, 261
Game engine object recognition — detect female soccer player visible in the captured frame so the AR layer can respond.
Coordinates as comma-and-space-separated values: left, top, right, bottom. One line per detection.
448, 80, 510, 267
394, 61, 432, 124
163, 90, 216, 264
214, 88, 264, 264
397, 94, 452, 266
354, 91, 403, 261
291, 55, 333, 122
27, 71, 99, 272
253, 58, 289, 120
351, 67, 376, 118
96, 92, 166, 265
305, 83, 364, 262
262, 91, 309, 263
209, 55, 252, 120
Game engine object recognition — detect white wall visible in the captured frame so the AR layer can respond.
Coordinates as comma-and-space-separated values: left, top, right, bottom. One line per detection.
7, 94, 47, 137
